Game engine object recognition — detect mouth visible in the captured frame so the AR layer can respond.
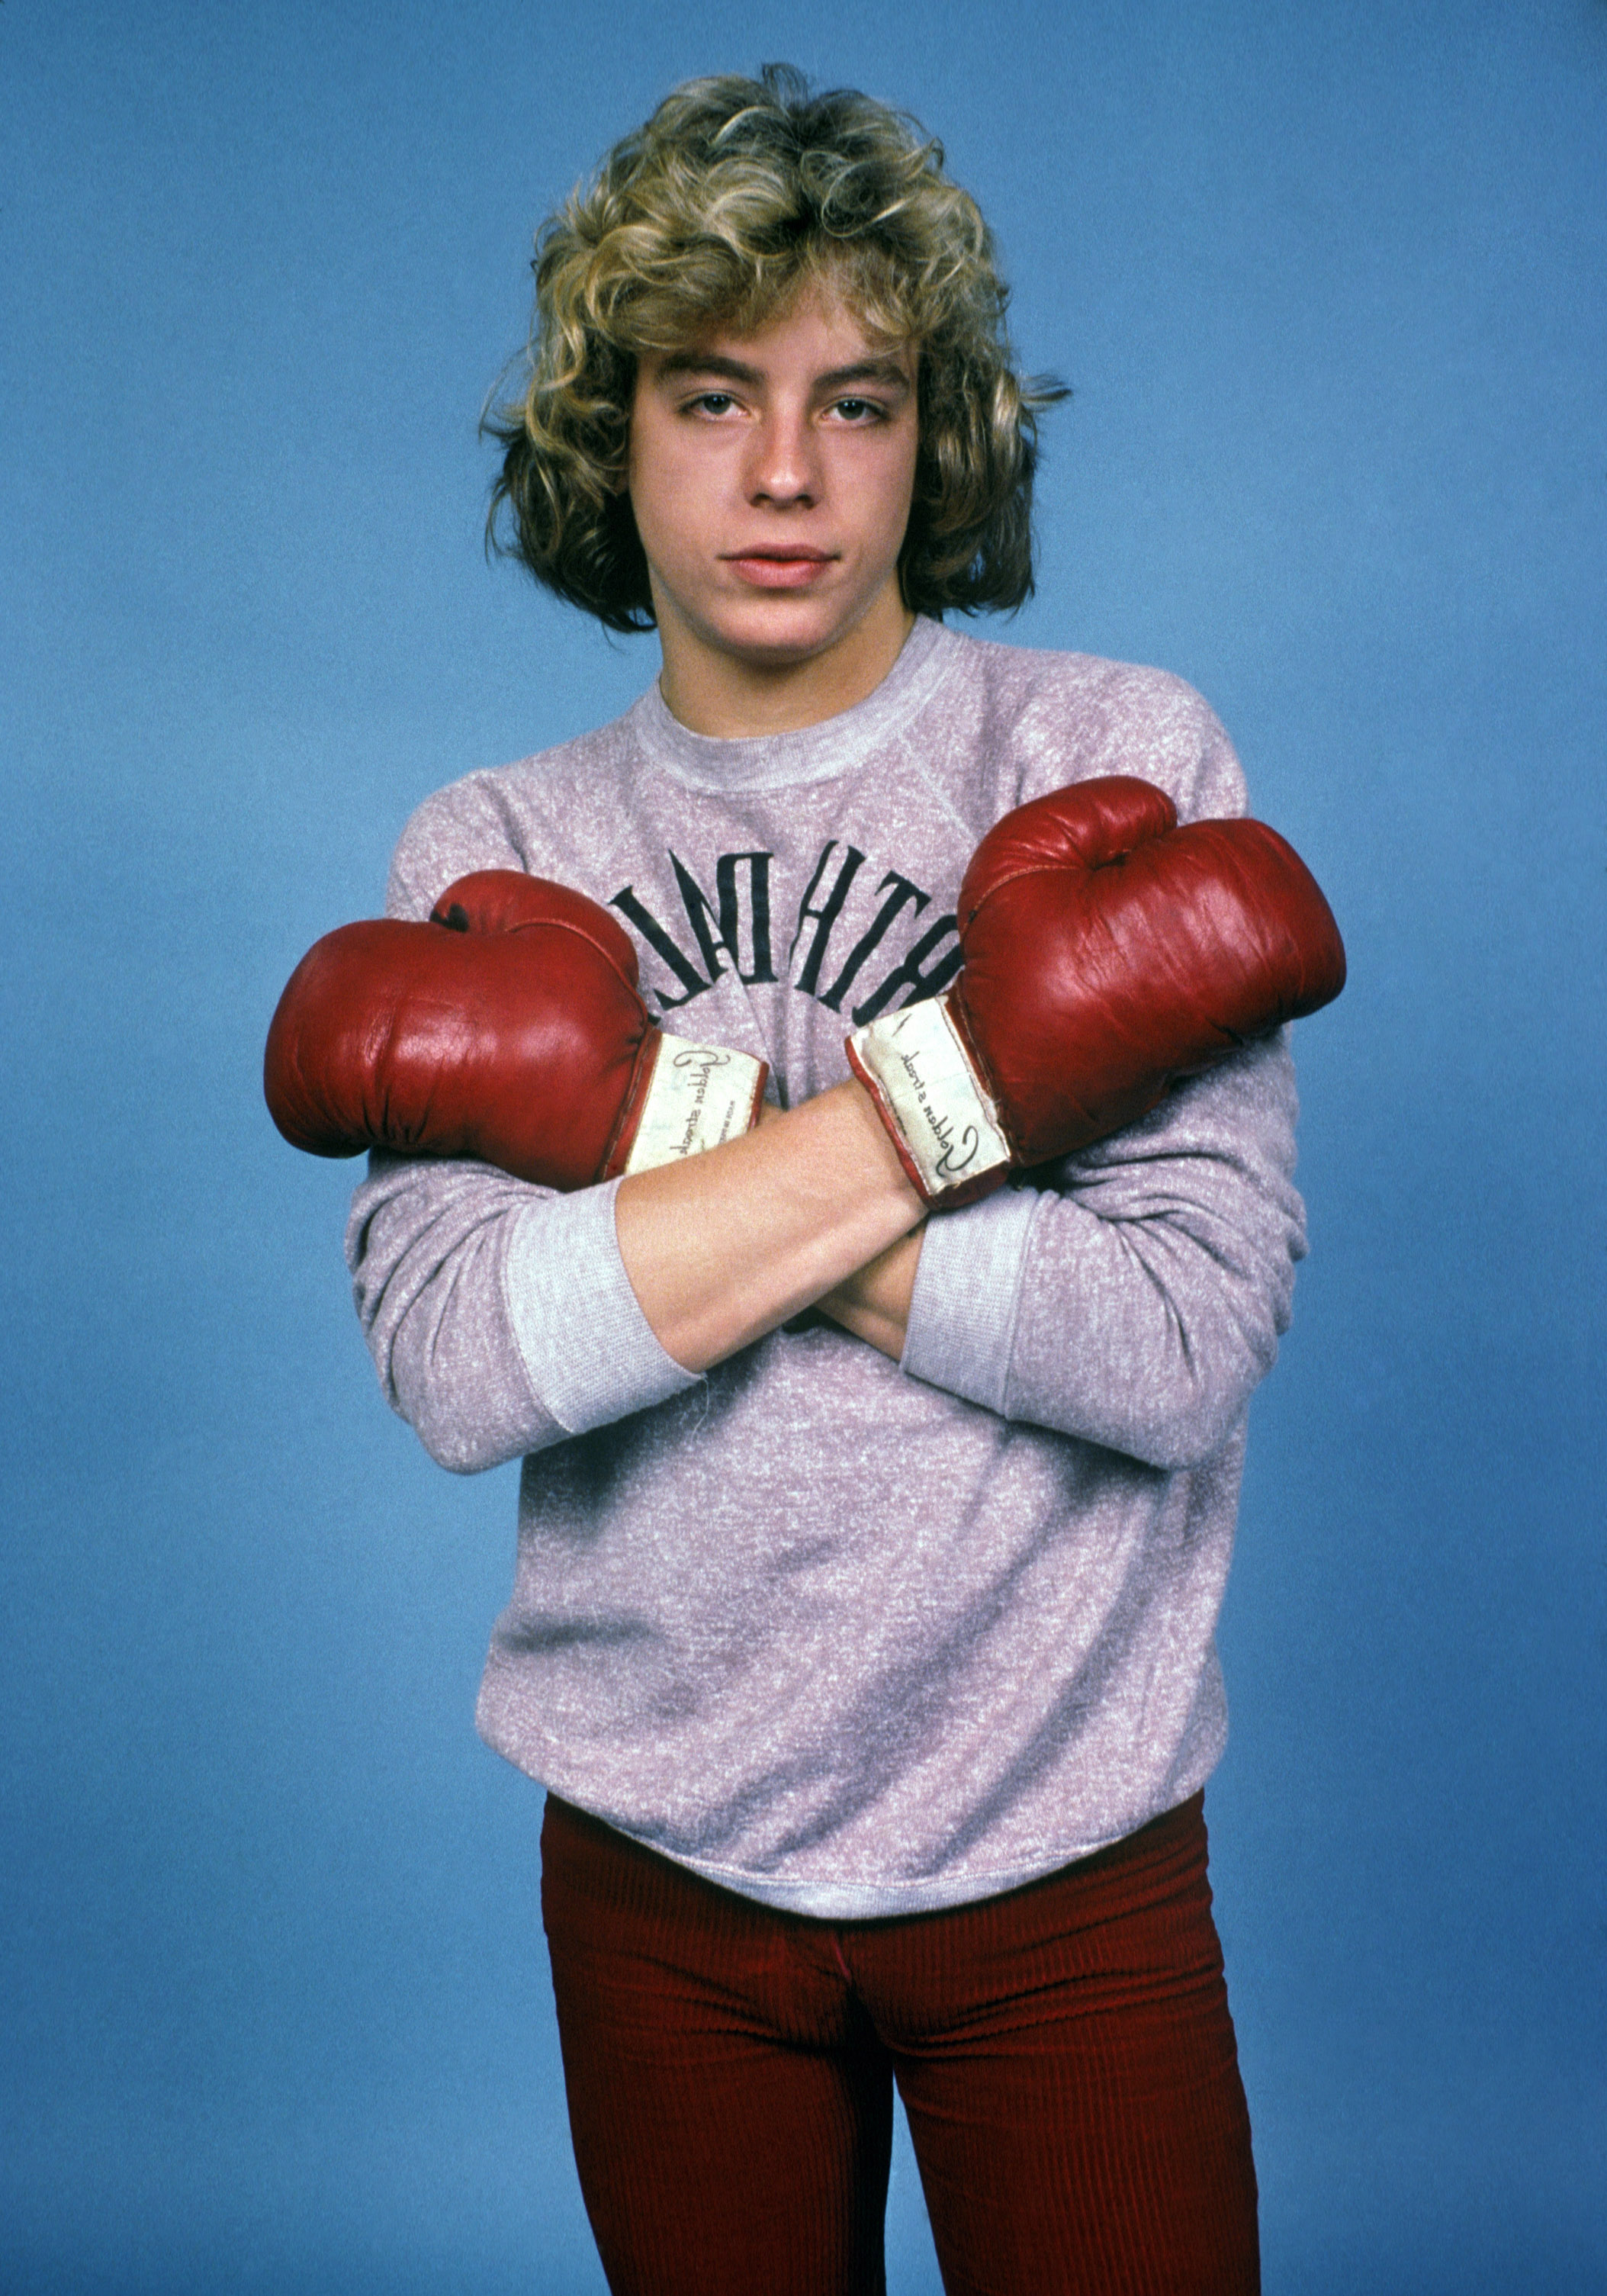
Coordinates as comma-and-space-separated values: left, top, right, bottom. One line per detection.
722, 546, 839, 590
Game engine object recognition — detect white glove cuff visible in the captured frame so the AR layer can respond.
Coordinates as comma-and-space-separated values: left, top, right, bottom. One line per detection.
620, 1035, 769, 1174
846, 993, 1013, 1206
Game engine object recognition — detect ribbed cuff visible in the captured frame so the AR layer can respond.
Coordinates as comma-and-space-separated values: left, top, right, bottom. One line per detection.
503, 1181, 700, 1435
900, 1185, 1042, 1416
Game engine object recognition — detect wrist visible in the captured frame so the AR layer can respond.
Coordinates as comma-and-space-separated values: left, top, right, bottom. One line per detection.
612, 1077, 924, 1375
834, 1076, 931, 1220
816, 1225, 924, 1362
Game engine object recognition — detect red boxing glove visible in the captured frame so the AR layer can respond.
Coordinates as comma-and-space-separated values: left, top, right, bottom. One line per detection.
847, 776, 1346, 1207
264, 871, 768, 1189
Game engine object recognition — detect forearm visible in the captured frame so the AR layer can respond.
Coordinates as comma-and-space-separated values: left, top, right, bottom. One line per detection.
815, 1228, 924, 1360
754, 1092, 924, 1358
614, 1079, 924, 1371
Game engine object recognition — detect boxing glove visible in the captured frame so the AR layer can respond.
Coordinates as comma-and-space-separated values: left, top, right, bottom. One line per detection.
846, 776, 1345, 1207
264, 871, 768, 1190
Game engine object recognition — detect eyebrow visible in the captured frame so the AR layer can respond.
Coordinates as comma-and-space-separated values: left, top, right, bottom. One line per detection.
652, 350, 914, 394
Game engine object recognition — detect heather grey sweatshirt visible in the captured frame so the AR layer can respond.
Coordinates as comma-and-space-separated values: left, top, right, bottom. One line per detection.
346, 617, 1308, 1916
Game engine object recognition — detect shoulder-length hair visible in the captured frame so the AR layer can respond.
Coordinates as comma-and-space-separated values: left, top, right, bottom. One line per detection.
485, 66, 1065, 632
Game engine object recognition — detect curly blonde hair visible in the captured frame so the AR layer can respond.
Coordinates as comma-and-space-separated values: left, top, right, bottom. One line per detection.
486, 66, 1065, 632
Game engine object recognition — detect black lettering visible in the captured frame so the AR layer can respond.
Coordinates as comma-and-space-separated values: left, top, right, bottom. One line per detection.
608, 886, 709, 1011
819, 872, 928, 1013
667, 851, 778, 986
850, 914, 964, 1025
669, 854, 731, 985
789, 841, 866, 996
720, 852, 776, 984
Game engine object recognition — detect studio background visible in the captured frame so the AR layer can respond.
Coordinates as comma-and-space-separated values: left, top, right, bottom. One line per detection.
3, 2, 1602, 2291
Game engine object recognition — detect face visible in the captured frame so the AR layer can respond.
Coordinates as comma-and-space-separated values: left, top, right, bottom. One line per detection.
627, 287, 920, 710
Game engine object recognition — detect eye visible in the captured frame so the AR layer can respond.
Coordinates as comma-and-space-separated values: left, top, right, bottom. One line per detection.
829, 397, 884, 423
684, 391, 738, 417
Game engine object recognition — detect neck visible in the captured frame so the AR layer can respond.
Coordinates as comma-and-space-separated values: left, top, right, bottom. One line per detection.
656, 597, 918, 738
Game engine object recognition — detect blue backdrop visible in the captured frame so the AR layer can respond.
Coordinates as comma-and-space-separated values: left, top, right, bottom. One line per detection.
3, 2, 1602, 2290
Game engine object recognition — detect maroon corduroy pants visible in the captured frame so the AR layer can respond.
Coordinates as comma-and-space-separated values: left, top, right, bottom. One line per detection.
539, 1790, 1258, 2294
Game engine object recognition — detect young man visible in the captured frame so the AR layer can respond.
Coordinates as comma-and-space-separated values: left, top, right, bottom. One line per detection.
284, 66, 1343, 2294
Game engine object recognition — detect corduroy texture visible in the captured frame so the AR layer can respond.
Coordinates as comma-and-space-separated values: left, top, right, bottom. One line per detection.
541, 1791, 1258, 2295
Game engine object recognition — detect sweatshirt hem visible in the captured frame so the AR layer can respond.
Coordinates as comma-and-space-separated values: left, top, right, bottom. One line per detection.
545, 1764, 1223, 1918
483, 1706, 1227, 1920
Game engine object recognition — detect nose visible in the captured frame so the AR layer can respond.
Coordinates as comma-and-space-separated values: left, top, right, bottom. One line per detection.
746, 405, 819, 508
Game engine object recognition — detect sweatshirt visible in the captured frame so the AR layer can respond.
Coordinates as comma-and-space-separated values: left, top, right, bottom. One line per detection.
346, 615, 1308, 1917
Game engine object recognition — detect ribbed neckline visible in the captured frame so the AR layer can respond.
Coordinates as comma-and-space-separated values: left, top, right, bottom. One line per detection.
626, 614, 957, 794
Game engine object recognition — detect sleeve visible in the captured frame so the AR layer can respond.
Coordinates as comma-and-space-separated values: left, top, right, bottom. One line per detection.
346, 1154, 699, 1474
341, 773, 698, 1476
900, 664, 1307, 1471
900, 1030, 1306, 1471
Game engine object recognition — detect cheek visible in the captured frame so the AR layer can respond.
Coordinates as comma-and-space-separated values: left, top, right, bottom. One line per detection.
625, 455, 680, 571
868, 432, 920, 558
628, 424, 716, 564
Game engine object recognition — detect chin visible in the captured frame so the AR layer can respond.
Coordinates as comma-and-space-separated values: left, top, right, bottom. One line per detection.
715, 601, 863, 667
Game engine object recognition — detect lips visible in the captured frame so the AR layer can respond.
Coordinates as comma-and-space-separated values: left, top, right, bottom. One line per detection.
723, 546, 838, 590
